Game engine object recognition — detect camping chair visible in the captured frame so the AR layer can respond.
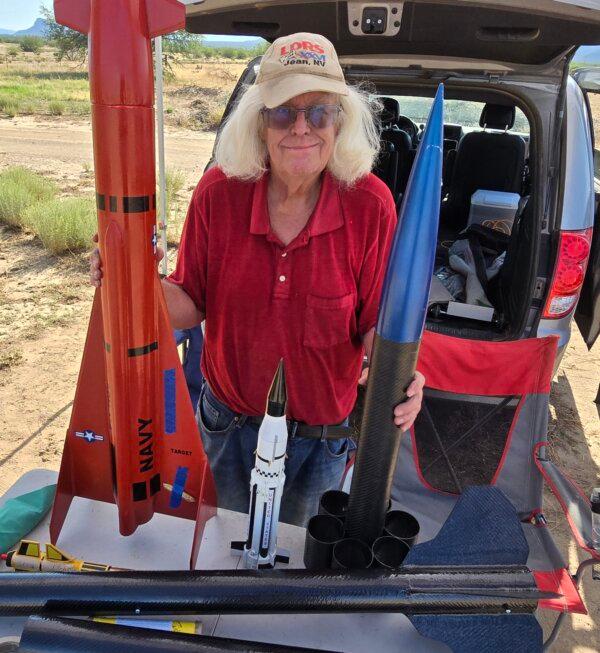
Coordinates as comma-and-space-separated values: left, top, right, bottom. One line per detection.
377, 330, 598, 648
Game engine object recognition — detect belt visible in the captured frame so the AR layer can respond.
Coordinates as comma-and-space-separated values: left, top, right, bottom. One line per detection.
245, 415, 352, 441
203, 383, 352, 441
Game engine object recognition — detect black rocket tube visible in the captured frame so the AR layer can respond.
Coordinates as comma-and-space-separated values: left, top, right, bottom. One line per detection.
17, 616, 337, 652
0, 566, 555, 617
344, 85, 445, 544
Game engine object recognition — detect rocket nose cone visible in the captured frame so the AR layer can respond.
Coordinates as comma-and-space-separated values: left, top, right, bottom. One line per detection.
267, 359, 287, 417
421, 84, 444, 149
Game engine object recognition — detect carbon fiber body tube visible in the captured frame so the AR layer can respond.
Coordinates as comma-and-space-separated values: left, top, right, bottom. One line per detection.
0, 566, 552, 617
17, 616, 335, 653
344, 85, 445, 545
345, 336, 419, 543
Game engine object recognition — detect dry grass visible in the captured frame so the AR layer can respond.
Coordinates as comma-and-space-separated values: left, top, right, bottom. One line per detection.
0, 348, 23, 371
0, 167, 58, 228
0, 43, 246, 128
23, 196, 97, 255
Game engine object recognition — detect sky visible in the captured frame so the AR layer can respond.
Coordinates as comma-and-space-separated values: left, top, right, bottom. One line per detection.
0, 0, 258, 40
0, 0, 52, 31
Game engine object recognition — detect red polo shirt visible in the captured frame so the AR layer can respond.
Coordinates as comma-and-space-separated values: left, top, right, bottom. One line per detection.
167, 166, 396, 425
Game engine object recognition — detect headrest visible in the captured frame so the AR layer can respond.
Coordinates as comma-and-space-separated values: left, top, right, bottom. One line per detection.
380, 97, 400, 125
480, 103, 515, 130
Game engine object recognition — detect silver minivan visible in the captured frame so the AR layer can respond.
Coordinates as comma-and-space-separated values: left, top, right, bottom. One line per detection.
186, 0, 600, 360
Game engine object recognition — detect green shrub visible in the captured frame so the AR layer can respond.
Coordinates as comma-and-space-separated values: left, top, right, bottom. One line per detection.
19, 36, 43, 54
23, 196, 97, 255
166, 168, 185, 202
205, 107, 224, 130
48, 100, 65, 115
7, 46, 19, 57
159, 168, 185, 221
0, 97, 20, 117
0, 167, 58, 227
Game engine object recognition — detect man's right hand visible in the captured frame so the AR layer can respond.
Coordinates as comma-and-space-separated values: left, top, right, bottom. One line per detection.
89, 233, 164, 288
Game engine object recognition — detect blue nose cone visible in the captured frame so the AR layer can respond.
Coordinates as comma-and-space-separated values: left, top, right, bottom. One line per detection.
376, 84, 444, 344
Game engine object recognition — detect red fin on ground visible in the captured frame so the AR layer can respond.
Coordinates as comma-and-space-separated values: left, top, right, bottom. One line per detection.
152, 278, 217, 568
49, 291, 115, 544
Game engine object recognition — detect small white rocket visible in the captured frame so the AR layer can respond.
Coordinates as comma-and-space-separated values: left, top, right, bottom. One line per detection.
232, 359, 290, 569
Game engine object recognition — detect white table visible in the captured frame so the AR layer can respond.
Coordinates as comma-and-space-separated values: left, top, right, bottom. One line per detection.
0, 470, 450, 652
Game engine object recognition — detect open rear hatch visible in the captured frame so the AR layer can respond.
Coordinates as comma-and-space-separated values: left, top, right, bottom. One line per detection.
184, 0, 600, 78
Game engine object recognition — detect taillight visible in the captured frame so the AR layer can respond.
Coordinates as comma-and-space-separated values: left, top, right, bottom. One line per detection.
542, 228, 593, 319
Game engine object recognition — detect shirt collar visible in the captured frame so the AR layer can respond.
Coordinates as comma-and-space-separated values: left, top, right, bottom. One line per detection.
250, 170, 344, 238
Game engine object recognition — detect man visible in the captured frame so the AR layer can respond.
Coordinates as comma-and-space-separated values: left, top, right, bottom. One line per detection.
91, 32, 425, 526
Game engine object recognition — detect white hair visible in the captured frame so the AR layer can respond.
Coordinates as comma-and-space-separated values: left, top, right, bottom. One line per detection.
213, 83, 381, 187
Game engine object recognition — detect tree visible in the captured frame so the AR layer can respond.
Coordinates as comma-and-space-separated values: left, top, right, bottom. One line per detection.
163, 30, 204, 56
40, 5, 87, 63
19, 36, 43, 54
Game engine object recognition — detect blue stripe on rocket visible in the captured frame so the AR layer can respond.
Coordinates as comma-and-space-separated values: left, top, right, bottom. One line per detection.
376, 84, 444, 344
169, 466, 189, 509
163, 368, 176, 434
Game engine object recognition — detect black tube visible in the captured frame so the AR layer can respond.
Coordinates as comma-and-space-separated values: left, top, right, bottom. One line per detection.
318, 491, 349, 521
345, 336, 419, 544
331, 539, 373, 570
0, 566, 554, 617
17, 616, 336, 653
372, 537, 410, 570
303, 515, 343, 570
384, 511, 420, 547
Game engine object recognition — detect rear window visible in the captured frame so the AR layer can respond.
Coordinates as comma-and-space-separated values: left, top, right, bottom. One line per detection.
386, 96, 529, 134
588, 94, 600, 178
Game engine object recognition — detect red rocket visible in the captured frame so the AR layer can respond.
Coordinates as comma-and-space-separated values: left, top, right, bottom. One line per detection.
49, 0, 217, 568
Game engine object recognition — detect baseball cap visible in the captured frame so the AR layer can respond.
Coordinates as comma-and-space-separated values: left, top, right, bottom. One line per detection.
256, 32, 349, 108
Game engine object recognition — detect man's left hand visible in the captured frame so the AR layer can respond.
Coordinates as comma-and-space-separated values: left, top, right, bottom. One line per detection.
358, 368, 425, 431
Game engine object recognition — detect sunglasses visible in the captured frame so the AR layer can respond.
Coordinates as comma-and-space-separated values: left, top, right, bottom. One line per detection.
261, 104, 342, 130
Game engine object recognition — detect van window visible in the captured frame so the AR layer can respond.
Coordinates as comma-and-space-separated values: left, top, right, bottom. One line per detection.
387, 96, 529, 135
588, 94, 600, 178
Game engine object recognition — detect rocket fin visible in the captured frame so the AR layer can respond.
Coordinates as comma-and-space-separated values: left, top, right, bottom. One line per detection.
151, 277, 217, 568
49, 291, 115, 544
53, 0, 90, 35
145, 0, 186, 38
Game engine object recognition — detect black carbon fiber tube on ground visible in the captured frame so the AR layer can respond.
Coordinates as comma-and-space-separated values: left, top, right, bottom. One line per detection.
345, 335, 420, 544
0, 566, 554, 617
17, 616, 336, 653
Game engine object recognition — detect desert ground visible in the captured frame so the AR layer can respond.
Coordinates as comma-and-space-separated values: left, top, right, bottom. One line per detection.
0, 45, 599, 651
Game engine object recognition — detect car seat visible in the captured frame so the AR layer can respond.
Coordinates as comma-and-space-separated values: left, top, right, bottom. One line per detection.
442, 103, 526, 234
376, 97, 414, 202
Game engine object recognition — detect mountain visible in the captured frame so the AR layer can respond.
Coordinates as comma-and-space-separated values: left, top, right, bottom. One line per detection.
573, 45, 600, 65
0, 28, 15, 35
204, 39, 265, 49
12, 19, 49, 38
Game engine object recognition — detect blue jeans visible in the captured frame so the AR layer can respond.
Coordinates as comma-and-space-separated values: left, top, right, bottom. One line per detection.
197, 383, 349, 527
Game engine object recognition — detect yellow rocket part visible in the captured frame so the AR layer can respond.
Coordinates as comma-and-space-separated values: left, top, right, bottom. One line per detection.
93, 617, 199, 633
172, 621, 198, 634
162, 482, 196, 503
6, 540, 127, 573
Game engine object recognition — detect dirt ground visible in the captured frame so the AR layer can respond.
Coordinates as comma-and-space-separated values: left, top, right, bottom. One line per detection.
0, 116, 215, 193
0, 115, 599, 650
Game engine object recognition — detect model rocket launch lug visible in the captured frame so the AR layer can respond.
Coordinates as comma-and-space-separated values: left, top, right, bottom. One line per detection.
53, 0, 90, 35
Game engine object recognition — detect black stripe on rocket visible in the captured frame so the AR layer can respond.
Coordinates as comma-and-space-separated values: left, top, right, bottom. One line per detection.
128, 342, 158, 357
95, 194, 155, 213
132, 473, 161, 502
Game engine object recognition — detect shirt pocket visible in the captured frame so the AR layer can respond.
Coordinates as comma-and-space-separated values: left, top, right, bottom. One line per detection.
303, 292, 356, 349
